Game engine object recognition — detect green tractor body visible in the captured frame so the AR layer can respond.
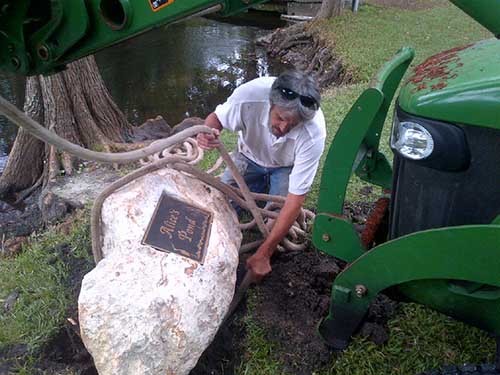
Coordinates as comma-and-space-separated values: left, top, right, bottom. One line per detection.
0, 0, 267, 76
399, 39, 500, 130
313, 2, 500, 350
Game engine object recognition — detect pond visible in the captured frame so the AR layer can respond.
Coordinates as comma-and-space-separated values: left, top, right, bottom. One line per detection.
0, 12, 287, 173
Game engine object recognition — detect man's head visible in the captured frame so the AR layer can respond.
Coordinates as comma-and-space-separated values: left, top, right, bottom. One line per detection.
268, 70, 321, 137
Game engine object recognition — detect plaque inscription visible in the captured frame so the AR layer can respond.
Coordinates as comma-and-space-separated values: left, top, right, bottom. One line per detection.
142, 192, 212, 263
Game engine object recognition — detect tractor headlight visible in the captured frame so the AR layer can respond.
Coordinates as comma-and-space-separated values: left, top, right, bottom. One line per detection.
391, 107, 471, 172
391, 118, 434, 160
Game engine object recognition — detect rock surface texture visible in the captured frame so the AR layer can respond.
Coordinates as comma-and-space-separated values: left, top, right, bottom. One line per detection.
78, 168, 242, 375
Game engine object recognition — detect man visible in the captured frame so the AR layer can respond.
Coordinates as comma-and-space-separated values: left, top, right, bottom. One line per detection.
197, 70, 326, 280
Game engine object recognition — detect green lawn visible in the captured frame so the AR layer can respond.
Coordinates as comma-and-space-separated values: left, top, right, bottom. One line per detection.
317, 1, 491, 82
325, 304, 495, 375
0, 213, 94, 374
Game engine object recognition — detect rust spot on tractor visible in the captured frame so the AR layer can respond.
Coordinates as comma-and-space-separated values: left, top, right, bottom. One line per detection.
431, 82, 448, 91
407, 43, 473, 92
416, 83, 427, 91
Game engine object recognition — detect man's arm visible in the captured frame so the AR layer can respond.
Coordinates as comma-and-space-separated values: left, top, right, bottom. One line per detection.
246, 192, 306, 280
197, 112, 223, 150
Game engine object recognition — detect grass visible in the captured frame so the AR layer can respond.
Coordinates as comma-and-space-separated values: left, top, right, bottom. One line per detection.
199, 131, 238, 171
315, 2, 491, 82
237, 295, 287, 375
0, 211, 93, 372
306, 83, 372, 206
323, 304, 495, 375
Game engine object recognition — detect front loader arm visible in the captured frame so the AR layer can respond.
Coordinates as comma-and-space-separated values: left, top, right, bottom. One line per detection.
0, 0, 267, 76
318, 223, 500, 349
312, 47, 414, 263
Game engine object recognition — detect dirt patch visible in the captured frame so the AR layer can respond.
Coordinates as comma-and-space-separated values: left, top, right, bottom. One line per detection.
250, 247, 339, 373
191, 309, 247, 375
0, 192, 42, 240
248, 244, 397, 373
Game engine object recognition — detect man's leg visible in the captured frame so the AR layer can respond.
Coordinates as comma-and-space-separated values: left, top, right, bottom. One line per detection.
220, 152, 268, 213
268, 166, 292, 197
266, 166, 293, 229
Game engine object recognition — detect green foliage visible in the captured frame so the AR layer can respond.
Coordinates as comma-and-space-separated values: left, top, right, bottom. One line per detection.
239, 303, 495, 375
237, 317, 286, 375
0, 239, 68, 354
308, 1, 490, 207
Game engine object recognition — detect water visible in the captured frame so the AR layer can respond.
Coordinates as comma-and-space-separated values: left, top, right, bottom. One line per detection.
0, 13, 286, 173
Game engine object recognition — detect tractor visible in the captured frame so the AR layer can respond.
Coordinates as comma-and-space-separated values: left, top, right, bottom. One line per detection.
312, 1, 500, 372
0, 0, 499, 373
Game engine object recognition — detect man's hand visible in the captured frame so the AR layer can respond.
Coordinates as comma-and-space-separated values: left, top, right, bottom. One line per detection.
197, 128, 221, 150
246, 252, 272, 281
245, 193, 306, 282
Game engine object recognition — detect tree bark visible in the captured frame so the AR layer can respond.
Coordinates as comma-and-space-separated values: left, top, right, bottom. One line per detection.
0, 77, 44, 197
316, 0, 343, 19
0, 55, 132, 200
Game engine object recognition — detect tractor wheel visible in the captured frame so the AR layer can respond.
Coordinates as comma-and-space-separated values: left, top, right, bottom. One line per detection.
418, 364, 500, 374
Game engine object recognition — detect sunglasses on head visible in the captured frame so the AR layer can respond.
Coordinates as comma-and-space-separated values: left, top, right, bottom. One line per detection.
278, 87, 318, 110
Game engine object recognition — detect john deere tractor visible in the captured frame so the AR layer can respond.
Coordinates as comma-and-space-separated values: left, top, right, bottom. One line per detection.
311, 0, 500, 372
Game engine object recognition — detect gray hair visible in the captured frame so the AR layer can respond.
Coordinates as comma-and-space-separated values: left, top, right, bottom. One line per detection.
269, 70, 321, 122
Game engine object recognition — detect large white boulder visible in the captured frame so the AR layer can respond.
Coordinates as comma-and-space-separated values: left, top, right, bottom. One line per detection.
78, 168, 242, 375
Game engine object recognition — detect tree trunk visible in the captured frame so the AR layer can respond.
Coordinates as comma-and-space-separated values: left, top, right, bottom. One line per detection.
316, 0, 343, 19
0, 55, 132, 200
0, 78, 45, 197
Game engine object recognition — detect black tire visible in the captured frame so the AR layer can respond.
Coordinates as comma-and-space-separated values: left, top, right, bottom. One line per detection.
418, 364, 500, 375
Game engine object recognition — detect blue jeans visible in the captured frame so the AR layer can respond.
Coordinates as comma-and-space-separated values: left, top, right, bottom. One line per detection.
221, 152, 292, 210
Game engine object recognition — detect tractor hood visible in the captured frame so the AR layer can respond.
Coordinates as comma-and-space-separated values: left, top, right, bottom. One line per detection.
398, 39, 500, 130
449, 0, 500, 37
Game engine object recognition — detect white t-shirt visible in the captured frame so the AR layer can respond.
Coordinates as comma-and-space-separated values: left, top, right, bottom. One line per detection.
214, 77, 326, 195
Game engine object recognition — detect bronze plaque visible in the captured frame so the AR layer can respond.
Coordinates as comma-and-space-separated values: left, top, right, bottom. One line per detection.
142, 192, 212, 263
